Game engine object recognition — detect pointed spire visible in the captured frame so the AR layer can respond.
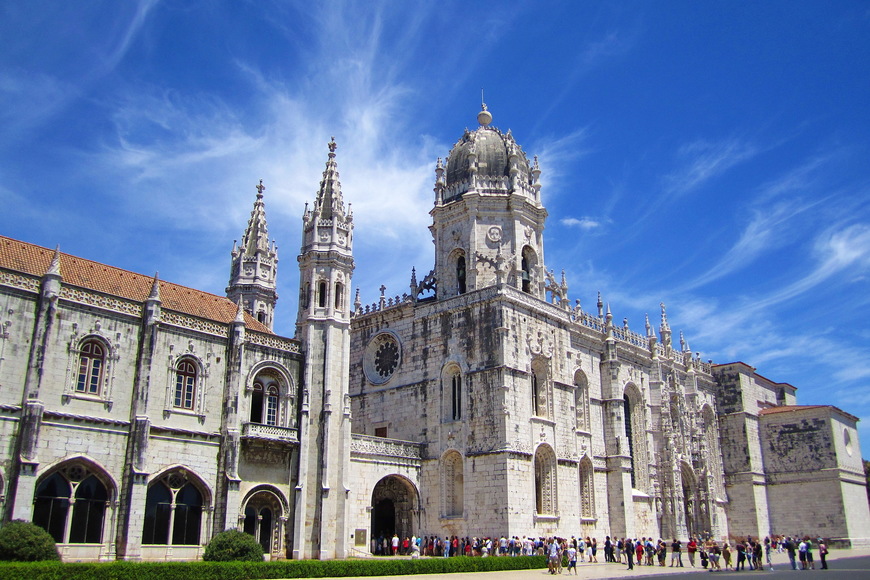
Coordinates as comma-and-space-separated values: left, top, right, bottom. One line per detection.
597, 291, 604, 318
240, 180, 272, 256
46, 245, 61, 277
312, 137, 346, 221
660, 302, 670, 331
148, 272, 161, 301
645, 313, 652, 337
234, 297, 246, 324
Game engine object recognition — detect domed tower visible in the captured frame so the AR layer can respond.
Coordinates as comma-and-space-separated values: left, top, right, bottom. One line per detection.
226, 180, 278, 330
430, 104, 547, 299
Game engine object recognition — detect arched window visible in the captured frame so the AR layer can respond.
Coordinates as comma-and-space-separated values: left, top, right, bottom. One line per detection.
451, 372, 462, 421
76, 340, 105, 395
521, 255, 531, 293
574, 370, 590, 431
520, 246, 537, 294
317, 281, 327, 308
579, 457, 594, 519
33, 464, 110, 544
143, 471, 204, 545
174, 360, 197, 410
623, 384, 648, 490
249, 371, 285, 426
442, 451, 464, 517
335, 282, 344, 310
534, 444, 557, 515
257, 310, 266, 324
456, 255, 466, 294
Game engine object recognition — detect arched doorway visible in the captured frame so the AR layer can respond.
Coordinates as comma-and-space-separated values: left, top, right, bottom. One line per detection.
370, 476, 418, 542
241, 487, 287, 557
680, 462, 705, 539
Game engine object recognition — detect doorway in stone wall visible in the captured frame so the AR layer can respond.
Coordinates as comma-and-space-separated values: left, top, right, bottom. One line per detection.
370, 475, 418, 544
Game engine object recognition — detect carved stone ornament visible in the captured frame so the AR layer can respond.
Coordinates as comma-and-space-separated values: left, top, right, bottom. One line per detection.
527, 330, 554, 358
487, 225, 502, 243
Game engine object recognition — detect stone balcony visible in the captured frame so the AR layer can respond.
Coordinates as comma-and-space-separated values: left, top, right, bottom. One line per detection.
241, 422, 299, 444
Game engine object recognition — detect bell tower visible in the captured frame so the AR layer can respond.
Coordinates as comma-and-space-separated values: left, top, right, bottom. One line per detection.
226, 180, 278, 330
293, 138, 354, 559
429, 104, 548, 300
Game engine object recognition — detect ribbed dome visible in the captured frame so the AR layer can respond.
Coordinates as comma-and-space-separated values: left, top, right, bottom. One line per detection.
445, 125, 532, 191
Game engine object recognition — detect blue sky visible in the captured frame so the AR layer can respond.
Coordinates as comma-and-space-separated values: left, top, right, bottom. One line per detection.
3, 2, 870, 454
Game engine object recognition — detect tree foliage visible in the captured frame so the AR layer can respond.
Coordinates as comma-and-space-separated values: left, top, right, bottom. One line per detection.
201, 529, 263, 562
0, 520, 60, 562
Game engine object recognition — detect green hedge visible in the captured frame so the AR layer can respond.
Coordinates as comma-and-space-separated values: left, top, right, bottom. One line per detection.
0, 555, 547, 580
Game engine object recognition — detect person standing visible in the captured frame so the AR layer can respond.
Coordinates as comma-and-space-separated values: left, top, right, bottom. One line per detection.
670, 538, 683, 567
566, 543, 578, 575
785, 537, 797, 570
687, 537, 697, 567
624, 538, 634, 570
819, 539, 828, 570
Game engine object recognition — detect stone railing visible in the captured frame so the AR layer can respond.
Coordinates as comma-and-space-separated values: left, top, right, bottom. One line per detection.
241, 422, 299, 443
247, 331, 301, 354
350, 434, 422, 460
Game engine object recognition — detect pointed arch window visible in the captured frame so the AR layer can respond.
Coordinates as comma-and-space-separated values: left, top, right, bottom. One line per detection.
456, 255, 466, 294
174, 360, 197, 410
76, 340, 105, 395
33, 464, 110, 544
534, 444, 557, 515
143, 471, 204, 545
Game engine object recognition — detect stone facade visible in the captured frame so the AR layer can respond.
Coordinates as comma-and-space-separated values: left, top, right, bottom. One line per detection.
0, 106, 867, 561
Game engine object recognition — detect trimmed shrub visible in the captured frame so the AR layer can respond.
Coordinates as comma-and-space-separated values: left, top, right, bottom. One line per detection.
0, 520, 60, 562
202, 529, 264, 562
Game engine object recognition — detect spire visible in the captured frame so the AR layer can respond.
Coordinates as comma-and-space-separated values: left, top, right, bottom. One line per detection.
645, 313, 652, 337
148, 272, 161, 301
46, 245, 61, 277
312, 137, 346, 221
240, 179, 272, 257
226, 179, 279, 332
234, 297, 246, 324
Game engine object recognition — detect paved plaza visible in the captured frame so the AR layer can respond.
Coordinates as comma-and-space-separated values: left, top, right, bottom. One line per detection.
321, 547, 870, 580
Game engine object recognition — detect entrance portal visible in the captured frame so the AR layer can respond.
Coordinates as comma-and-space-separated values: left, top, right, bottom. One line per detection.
370, 475, 418, 546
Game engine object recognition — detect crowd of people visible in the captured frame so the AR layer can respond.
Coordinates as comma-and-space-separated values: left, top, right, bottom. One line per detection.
370, 532, 830, 572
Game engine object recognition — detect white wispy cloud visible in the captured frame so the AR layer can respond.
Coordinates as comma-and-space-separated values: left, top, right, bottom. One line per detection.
561, 217, 603, 230
663, 138, 757, 196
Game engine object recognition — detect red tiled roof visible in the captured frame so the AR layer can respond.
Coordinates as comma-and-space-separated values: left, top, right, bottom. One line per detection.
758, 405, 828, 416
0, 235, 272, 334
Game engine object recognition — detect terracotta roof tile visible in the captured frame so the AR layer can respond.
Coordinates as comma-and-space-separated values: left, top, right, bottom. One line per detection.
0, 235, 273, 334
758, 405, 828, 416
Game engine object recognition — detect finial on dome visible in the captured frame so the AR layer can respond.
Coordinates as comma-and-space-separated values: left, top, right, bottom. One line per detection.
478, 90, 492, 127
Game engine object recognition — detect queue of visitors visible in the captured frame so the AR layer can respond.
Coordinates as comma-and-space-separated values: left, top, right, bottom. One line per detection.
370, 531, 831, 572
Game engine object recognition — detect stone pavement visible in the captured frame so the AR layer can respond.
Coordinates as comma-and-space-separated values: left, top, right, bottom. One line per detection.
319, 547, 870, 580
